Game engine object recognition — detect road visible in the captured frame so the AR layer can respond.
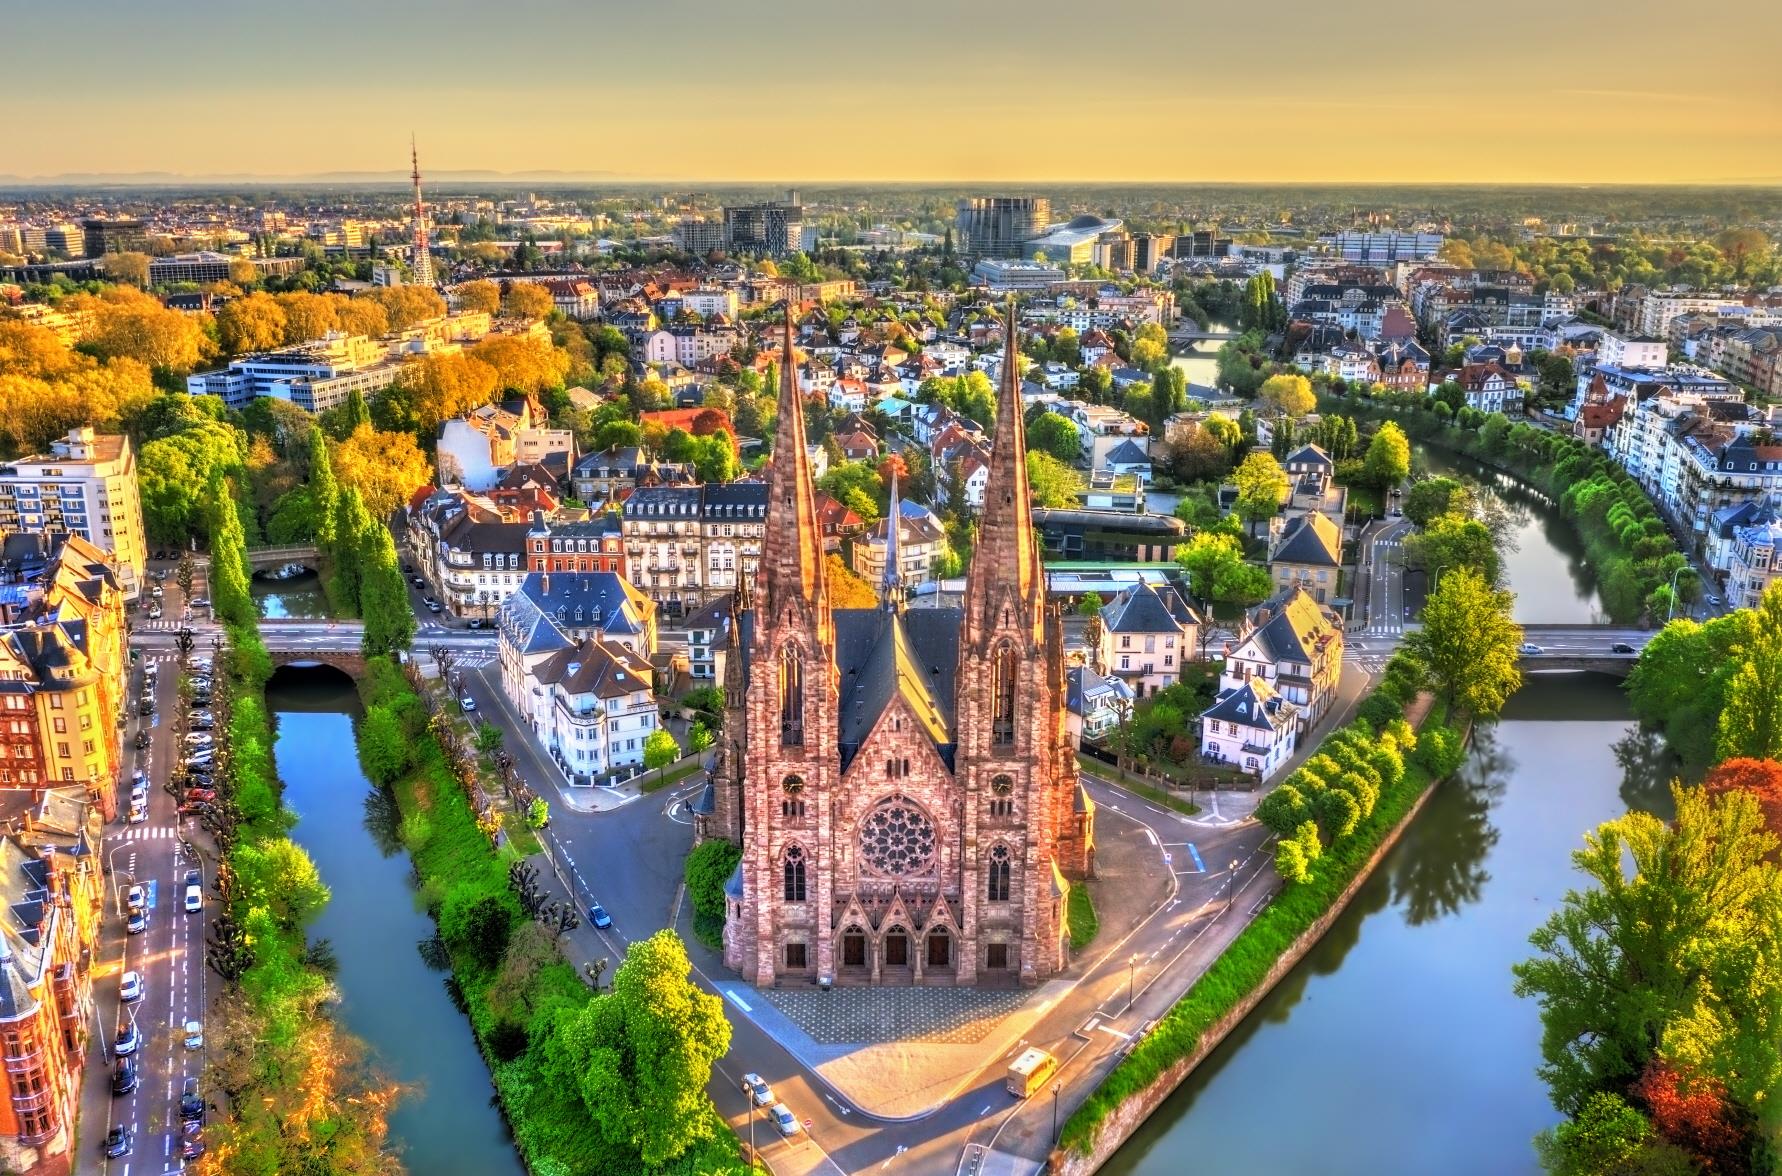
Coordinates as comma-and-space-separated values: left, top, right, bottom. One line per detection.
83, 582, 212, 1175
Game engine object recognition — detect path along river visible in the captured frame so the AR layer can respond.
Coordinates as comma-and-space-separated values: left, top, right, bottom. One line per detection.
1104, 441, 1669, 1174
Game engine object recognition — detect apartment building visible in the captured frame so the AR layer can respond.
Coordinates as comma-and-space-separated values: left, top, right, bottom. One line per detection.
1217, 587, 1344, 734
0, 430, 146, 602
1638, 291, 1748, 338
1726, 515, 1782, 611
609, 482, 769, 615
1098, 581, 1200, 697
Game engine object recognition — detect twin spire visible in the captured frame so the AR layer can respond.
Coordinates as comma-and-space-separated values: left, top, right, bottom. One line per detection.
759, 295, 1041, 635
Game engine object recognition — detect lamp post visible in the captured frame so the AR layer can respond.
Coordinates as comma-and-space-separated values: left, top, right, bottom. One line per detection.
1227, 859, 1240, 913
1052, 1080, 1063, 1143
1127, 953, 1138, 1014
1666, 565, 1690, 623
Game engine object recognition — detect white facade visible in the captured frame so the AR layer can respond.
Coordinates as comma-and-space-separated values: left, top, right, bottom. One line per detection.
0, 429, 148, 601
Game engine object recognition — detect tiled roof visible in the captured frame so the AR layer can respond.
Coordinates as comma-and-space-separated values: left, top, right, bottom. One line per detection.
1271, 512, 1341, 568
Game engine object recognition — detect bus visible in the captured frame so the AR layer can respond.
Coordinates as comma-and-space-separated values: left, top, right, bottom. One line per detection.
1006, 1047, 1059, 1097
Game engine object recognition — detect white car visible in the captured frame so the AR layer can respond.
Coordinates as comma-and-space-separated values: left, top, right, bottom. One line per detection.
768, 1103, 801, 1137
127, 803, 148, 825
741, 1072, 774, 1108
119, 970, 143, 1003
1519, 642, 1543, 655
459, 696, 477, 713
183, 871, 203, 914
183, 1020, 203, 1050
126, 884, 146, 912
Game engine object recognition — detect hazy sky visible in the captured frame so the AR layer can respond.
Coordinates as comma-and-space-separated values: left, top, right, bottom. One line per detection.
12, 0, 1782, 183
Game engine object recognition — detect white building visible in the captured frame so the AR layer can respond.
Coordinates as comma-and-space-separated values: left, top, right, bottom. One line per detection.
0, 428, 148, 601
1065, 665, 1134, 744
1198, 677, 1298, 782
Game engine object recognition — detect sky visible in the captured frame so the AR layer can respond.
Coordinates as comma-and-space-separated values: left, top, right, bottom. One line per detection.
10, 0, 1782, 184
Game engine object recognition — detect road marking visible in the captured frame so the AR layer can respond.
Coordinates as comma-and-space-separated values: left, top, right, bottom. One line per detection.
1096, 1024, 1133, 1041
725, 990, 752, 1014
1187, 844, 1205, 872
1143, 827, 1157, 845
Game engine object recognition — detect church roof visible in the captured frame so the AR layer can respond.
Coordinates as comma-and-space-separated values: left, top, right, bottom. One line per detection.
834, 608, 961, 770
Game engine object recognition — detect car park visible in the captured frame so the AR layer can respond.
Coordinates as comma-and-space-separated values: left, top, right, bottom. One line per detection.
119, 970, 143, 1003
104, 1126, 133, 1157
127, 909, 147, 935
111, 1057, 139, 1096
588, 903, 612, 929
769, 1103, 801, 1136
741, 1073, 774, 1107
184, 870, 204, 913
1612, 642, 1636, 654
114, 1021, 140, 1057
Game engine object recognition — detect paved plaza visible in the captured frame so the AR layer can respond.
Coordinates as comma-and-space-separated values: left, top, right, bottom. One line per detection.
759, 984, 1037, 1046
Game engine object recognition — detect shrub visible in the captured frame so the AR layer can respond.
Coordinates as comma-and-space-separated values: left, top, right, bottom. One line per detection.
440, 881, 518, 973
1275, 838, 1311, 884
1256, 784, 1311, 836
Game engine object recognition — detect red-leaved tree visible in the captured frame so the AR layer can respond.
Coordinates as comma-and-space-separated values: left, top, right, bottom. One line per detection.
1631, 1060, 1750, 1174
1703, 757, 1782, 851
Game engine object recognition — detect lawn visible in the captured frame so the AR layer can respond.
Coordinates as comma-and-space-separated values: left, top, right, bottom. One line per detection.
1067, 883, 1100, 952
640, 758, 705, 793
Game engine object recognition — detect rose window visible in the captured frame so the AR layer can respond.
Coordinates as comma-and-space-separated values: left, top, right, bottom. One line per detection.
859, 798, 937, 876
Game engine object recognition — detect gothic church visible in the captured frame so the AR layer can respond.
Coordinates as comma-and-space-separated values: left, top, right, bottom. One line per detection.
714, 307, 1093, 987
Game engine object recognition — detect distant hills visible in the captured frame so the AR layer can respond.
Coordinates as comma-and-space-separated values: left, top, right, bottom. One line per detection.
0, 169, 625, 186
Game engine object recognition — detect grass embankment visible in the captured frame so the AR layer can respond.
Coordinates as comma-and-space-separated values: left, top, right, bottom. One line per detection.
1331, 393, 1687, 623
641, 757, 706, 793
1077, 757, 1204, 817
1067, 884, 1100, 952
1060, 653, 1468, 1156
356, 659, 750, 1175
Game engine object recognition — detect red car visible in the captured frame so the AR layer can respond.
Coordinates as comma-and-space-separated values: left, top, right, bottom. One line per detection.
184, 788, 217, 803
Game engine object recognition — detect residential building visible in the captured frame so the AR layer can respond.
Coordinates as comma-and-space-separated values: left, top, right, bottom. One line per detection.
851, 498, 948, 588
684, 596, 733, 682
1198, 677, 1298, 782
0, 429, 147, 602
1098, 581, 1199, 698
1599, 331, 1668, 370
1268, 511, 1343, 603
1218, 588, 1344, 732
1726, 515, 1782, 611
723, 191, 803, 256
1065, 665, 1134, 745
1638, 291, 1748, 338
616, 482, 769, 615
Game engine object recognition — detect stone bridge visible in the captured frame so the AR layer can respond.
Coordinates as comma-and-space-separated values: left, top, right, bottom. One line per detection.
1167, 327, 1241, 345
245, 544, 320, 572
268, 648, 366, 675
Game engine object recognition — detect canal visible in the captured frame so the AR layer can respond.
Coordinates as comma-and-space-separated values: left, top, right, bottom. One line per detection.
265, 667, 523, 1175
1414, 443, 1608, 624
1168, 319, 1236, 392
252, 568, 331, 619
1103, 674, 1675, 1176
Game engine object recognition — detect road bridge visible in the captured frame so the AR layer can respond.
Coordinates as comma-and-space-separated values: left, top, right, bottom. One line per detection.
244, 544, 320, 572
1167, 328, 1240, 345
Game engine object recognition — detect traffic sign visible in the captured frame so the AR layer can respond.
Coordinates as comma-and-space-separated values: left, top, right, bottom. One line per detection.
1162, 852, 1173, 865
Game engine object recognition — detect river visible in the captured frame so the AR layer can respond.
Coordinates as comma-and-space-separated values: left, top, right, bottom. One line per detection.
265, 667, 523, 1175
252, 568, 331, 619
1168, 319, 1237, 392
1103, 674, 1675, 1175
1414, 444, 1608, 624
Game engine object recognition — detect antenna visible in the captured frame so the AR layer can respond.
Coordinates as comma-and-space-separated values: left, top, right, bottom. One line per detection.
409, 134, 435, 286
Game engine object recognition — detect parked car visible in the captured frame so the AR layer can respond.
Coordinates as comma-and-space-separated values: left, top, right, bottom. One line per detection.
180, 1077, 204, 1122
410, 575, 425, 588
424, 598, 444, 613
114, 1021, 139, 1057
1518, 642, 1543, 655
126, 909, 147, 935
1612, 642, 1636, 654
126, 884, 146, 911
119, 970, 143, 1003
1707, 594, 1722, 606
183, 1019, 203, 1049
138, 698, 155, 717
741, 1073, 774, 1107
184, 787, 217, 804
769, 1103, 801, 1137
190, 596, 209, 607
459, 696, 476, 713
127, 802, 148, 824
588, 903, 612, 929
104, 1126, 133, 1157
178, 801, 208, 817
181, 1135, 206, 1161
133, 730, 151, 749
111, 1057, 139, 1096
184, 870, 203, 914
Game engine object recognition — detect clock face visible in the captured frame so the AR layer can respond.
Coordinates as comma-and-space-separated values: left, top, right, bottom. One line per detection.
859, 797, 937, 877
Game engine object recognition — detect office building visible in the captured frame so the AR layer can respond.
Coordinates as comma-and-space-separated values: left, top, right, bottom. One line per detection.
80, 218, 147, 257
1132, 233, 1175, 274
185, 332, 401, 413
955, 196, 1051, 259
0, 430, 147, 602
1318, 230, 1445, 263
147, 251, 303, 285
723, 191, 803, 257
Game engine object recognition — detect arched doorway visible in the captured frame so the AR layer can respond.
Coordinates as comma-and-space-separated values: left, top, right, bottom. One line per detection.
840, 926, 867, 971
926, 927, 952, 969
882, 927, 910, 970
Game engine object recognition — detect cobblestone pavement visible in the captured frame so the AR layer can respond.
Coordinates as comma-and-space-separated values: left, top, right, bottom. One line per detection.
759, 985, 1036, 1045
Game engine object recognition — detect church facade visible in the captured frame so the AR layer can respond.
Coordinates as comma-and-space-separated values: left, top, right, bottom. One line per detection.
715, 308, 1093, 988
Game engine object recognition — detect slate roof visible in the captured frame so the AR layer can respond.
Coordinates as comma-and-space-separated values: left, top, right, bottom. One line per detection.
833, 609, 960, 770
1283, 443, 1333, 470
1271, 512, 1341, 568
1065, 665, 1133, 715
1101, 581, 1198, 634
502, 570, 655, 656
533, 637, 653, 699
1201, 677, 1296, 733
1243, 588, 1340, 665
1102, 438, 1151, 466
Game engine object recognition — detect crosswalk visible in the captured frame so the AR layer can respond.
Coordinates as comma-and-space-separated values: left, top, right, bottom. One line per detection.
109, 826, 179, 842
1362, 619, 1405, 636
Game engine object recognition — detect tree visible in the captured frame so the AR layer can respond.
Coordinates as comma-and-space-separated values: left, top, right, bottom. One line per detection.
334, 295, 391, 339
1402, 568, 1522, 718
331, 425, 433, 520
1717, 583, 1782, 762
1231, 451, 1288, 535
440, 881, 518, 972
504, 282, 555, 321
1512, 786, 1782, 1123
104, 251, 151, 287
1176, 531, 1270, 606
543, 930, 731, 1167
75, 286, 211, 375
469, 335, 571, 397
232, 839, 331, 930
1405, 513, 1500, 586
215, 292, 288, 355
357, 703, 413, 784
1403, 477, 1475, 528
1027, 411, 1082, 463
1702, 757, 1782, 845
1259, 372, 1315, 418
644, 729, 679, 781
456, 279, 501, 316
825, 553, 879, 607
1362, 421, 1411, 490
1166, 421, 1236, 483
1534, 1092, 1695, 1176
390, 352, 501, 439
366, 285, 446, 332
1026, 452, 1085, 508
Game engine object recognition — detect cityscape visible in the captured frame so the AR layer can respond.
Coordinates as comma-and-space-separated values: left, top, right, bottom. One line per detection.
3, 7, 1782, 1176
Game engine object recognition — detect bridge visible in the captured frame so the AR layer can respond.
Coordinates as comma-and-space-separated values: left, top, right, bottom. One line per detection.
1349, 623, 1646, 677
1167, 327, 1241, 345
244, 544, 320, 572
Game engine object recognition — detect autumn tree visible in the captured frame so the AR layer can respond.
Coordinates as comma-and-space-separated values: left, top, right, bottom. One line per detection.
388, 352, 501, 439
825, 553, 880, 607
366, 284, 445, 332
103, 251, 151, 287
333, 296, 390, 339
330, 425, 432, 520
469, 335, 571, 397
456, 279, 501, 316
273, 291, 340, 344
1702, 757, 1782, 845
504, 282, 555, 321
1259, 372, 1316, 418
73, 286, 211, 375
216, 292, 289, 355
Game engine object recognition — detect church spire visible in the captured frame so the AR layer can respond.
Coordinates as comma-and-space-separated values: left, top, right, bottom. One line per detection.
881, 467, 904, 612
962, 299, 1044, 645
759, 294, 828, 628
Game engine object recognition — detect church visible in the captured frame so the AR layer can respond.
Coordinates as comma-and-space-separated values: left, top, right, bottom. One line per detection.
713, 306, 1094, 988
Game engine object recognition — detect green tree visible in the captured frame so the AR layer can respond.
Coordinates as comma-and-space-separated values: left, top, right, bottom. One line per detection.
1403, 477, 1475, 528
1512, 786, 1782, 1125
1026, 452, 1085, 508
644, 729, 679, 784
1717, 582, 1782, 762
544, 930, 732, 1167
439, 881, 518, 972
232, 839, 331, 930
1403, 568, 1522, 718
1176, 531, 1270, 606
1362, 421, 1411, 490
1231, 451, 1288, 535
1534, 1092, 1695, 1176
358, 525, 416, 658
1259, 372, 1316, 418
1405, 513, 1500, 587
1027, 411, 1083, 463
307, 426, 339, 552
356, 703, 412, 784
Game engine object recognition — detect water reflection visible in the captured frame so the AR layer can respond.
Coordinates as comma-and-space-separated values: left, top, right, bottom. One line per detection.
1391, 735, 1507, 926
252, 569, 331, 619
363, 786, 402, 856
1614, 727, 1685, 814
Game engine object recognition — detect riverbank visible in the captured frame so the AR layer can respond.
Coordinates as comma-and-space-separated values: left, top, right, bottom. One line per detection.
1327, 394, 1687, 624
1055, 669, 1470, 1168
354, 656, 751, 1175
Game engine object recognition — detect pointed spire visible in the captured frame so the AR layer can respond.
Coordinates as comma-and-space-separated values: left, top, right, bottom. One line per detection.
962, 298, 1044, 645
759, 292, 828, 627
881, 468, 904, 612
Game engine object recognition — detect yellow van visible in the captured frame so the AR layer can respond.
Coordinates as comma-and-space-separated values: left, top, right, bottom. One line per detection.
1006, 1048, 1059, 1097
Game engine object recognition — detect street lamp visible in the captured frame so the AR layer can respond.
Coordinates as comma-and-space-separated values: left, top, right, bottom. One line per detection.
1227, 859, 1240, 912
1666, 565, 1690, 623
1127, 953, 1138, 1013
1052, 1080, 1063, 1143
